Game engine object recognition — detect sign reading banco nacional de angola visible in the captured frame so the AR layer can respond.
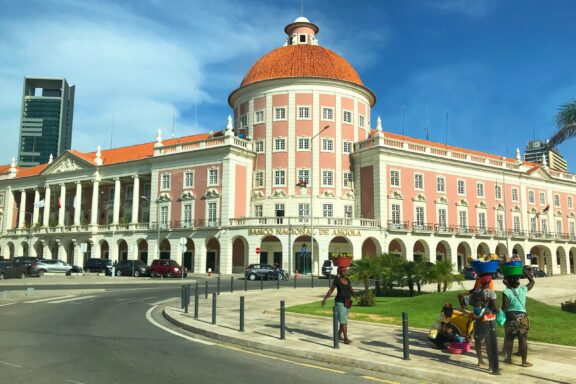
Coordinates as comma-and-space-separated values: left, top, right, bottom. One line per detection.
247, 228, 362, 237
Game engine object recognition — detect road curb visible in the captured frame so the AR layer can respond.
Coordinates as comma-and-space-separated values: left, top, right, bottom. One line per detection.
162, 307, 503, 384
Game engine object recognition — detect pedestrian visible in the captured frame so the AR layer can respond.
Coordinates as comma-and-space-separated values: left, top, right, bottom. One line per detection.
458, 274, 499, 373
322, 266, 355, 344
502, 266, 535, 367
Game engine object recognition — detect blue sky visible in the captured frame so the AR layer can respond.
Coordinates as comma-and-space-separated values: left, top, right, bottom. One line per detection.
1, 0, 575, 170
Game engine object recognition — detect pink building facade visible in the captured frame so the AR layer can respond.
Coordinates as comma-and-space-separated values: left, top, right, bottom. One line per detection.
1, 17, 575, 276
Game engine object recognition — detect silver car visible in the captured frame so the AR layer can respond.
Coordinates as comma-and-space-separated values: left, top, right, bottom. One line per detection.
30, 259, 83, 277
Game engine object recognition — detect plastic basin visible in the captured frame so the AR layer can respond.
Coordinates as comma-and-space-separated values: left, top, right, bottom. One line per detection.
502, 264, 523, 276
470, 260, 499, 274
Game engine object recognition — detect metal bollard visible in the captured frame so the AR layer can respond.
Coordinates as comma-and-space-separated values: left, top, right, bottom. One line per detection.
205, 280, 208, 299
488, 320, 499, 374
184, 285, 190, 313
195, 281, 199, 297
181, 285, 185, 309
402, 312, 410, 360
333, 305, 339, 349
311, 273, 314, 288
217, 274, 221, 295
277, 275, 280, 290
294, 274, 297, 289
280, 300, 286, 340
230, 276, 234, 293
240, 296, 245, 332
212, 292, 217, 325
244, 276, 247, 291
194, 291, 199, 319
260, 277, 263, 291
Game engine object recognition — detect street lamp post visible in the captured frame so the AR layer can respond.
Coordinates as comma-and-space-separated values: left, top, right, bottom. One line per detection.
309, 125, 330, 275
141, 196, 160, 259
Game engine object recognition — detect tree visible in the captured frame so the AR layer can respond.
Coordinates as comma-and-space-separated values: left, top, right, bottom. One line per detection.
347, 256, 379, 293
548, 99, 576, 148
378, 253, 405, 290
401, 261, 418, 296
415, 261, 434, 293
431, 260, 464, 292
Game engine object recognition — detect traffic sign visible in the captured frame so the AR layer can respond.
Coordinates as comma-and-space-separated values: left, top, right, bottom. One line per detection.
256, 247, 261, 255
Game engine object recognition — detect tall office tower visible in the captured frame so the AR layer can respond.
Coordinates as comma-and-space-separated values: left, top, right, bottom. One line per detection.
17, 77, 75, 167
524, 140, 568, 172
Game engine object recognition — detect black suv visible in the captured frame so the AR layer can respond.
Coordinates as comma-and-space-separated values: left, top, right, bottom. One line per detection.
13, 256, 39, 275
245, 264, 277, 281
84, 258, 113, 273
114, 260, 151, 277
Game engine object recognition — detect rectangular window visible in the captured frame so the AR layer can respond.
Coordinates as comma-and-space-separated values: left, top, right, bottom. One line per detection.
568, 196, 573, 209
208, 169, 218, 186
298, 203, 309, 222
298, 169, 310, 186
438, 208, 447, 229
539, 192, 546, 205
125, 185, 134, 200
143, 183, 151, 199
344, 205, 353, 218
0, 194, 4, 206
240, 115, 248, 127
254, 110, 264, 123
512, 188, 519, 202
275, 203, 285, 224
161, 174, 170, 190
457, 180, 465, 195
274, 107, 286, 120
208, 202, 217, 226
298, 137, 310, 150
343, 172, 353, 188
297, 106, 310, 119
530, 217, 537, 234
495, 185, 502, 200
459, 211, 467, 229
255, 171, 264, 187
322, 138, 334, 151
414, 174, 424, 190
359, 115, 365, 127
343, 141, 352, 153
160, 206, 168, 226
528, 190, 535, 204
274, 170, 286, 186
274, 138, 286, 151
255, 140, 264, 153
476, 183, 484, 197
478, 212, 486, 230
391, 170, 400, 187
391, 204, 401, 225
343, 111, 352, 123
322, 170, 334, 186
436, 177, 445, 193
254, 205, 263, 218
554, 194, 560, 207
497, 213, 504, 232
541, 218, 548, 234
108, 188, 115, 203
513, 216, 521, 233
183, 204, 192, 226
570, 221, 575, 236
556, 219, 562, 235
322, 107, 334, 120
416, 206, 424, 226
184, 171, 194, 188
323, 204, 333, 217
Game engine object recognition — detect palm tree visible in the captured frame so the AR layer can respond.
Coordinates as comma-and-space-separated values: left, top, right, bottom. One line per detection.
347, 256, 379, 293
548, 99, 576, 148
401, 261, 418, 296
378, 253, 405, 290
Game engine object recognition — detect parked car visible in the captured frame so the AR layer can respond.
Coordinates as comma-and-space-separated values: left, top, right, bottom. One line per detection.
321, 260, 338, 278
460, 267, 478, 280
114, 260, 151, 277
526, 266, 547, 278
150, 259, 187, 278
13, 256, 39, 275
30, 259, 83, 276
244, 264, 278, 281
0, 260, 28, 280
84, 258, 113, 274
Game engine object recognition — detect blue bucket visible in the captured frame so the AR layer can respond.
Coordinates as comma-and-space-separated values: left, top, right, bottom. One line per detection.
470, 260, 499, 274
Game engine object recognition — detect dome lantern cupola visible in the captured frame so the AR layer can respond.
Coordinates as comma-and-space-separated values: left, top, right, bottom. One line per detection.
284, 16, 319, 46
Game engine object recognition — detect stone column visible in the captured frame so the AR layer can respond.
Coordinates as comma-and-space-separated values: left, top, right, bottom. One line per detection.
112, 178, 121, 225
32, 189, 40, 226
18, 190, 27, 228
74, 181, 82, 225
42, 185, 52, 227
90, 179, 100, 226
131, 174, 140, 224
58, 184, 66, 226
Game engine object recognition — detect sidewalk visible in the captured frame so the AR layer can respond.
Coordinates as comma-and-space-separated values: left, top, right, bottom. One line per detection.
163, 287, 576, 384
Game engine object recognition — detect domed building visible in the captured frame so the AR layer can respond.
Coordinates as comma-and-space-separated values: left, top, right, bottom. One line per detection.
1, 17, 575, 276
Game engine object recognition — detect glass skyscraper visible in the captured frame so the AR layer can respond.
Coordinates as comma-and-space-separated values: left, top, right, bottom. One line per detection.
18, 77, 75, 167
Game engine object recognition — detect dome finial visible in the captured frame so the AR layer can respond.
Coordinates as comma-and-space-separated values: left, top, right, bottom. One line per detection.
284, 17, 319, 46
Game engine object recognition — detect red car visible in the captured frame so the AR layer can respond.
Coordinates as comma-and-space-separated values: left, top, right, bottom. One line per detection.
150, 259, 187, 278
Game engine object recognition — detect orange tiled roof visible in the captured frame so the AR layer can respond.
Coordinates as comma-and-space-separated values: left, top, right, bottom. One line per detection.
9, 132, 211, 179
241, 45, 364, 88
0, 165, 10, 174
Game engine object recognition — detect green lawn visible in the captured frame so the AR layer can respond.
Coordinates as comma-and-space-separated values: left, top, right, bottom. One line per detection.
286, 290, 576, 346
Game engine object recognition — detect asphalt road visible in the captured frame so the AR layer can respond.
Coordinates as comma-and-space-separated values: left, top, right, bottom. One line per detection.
0, 281, 419, 384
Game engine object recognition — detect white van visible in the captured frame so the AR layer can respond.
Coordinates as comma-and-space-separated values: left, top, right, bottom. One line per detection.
321, 259, 338, 278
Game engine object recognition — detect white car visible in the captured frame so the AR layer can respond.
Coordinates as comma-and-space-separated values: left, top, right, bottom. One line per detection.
30, 259, 83, 276
321, 260, 338, 278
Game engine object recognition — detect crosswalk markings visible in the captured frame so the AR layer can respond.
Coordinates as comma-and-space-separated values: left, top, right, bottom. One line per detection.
25, 295, 76, 303
48, 295, 97, 304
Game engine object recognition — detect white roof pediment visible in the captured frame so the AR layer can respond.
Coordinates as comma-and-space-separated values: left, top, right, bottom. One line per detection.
42, 152, 94, 175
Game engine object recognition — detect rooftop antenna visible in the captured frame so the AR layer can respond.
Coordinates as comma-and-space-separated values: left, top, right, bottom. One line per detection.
171, 101, 175, 139
301, 0, 304, 15
445, 112, 449, 147
425, 105, 430, 141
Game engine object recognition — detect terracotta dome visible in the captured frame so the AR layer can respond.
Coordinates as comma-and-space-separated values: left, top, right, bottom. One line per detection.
240, 44, 364, 88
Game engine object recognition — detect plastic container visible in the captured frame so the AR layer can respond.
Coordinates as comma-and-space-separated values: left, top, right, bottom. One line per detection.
470, 260, 499, 274
447, 342, 471, 354
506, 260, 523, 267
502, 264, 523, 276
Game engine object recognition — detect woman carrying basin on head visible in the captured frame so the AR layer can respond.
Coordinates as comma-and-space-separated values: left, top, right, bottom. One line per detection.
321, 266, 355, 344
